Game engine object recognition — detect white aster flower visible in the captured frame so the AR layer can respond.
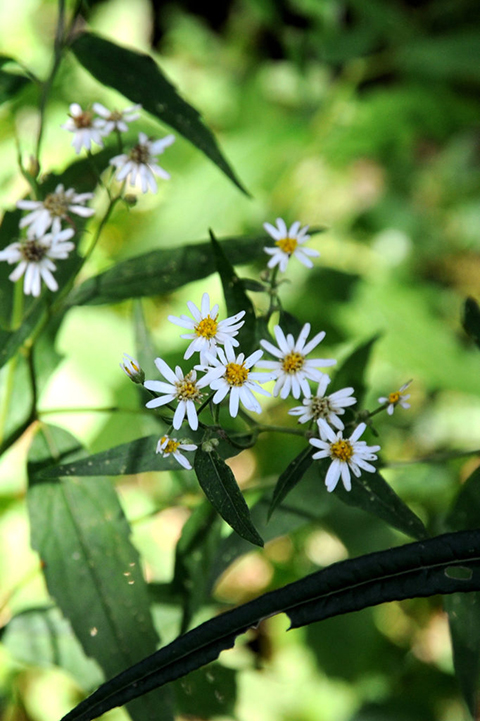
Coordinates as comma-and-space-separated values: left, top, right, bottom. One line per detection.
378, 380, 412, 416
144, 358, 205, 431
168, 293, 246, 363
92, 102, 142, 136
156, 434, 197, 470
199, 346, 271, 418
119, 353, 145, 384
61, 103, 104, 154
17, 184, 95, 238
0, 228, 75, 297
310, 419, 381, 492
257, 323, 336, 400
289, 375, 356, 430
263, 218, 320, 273
110, 131, 175, 193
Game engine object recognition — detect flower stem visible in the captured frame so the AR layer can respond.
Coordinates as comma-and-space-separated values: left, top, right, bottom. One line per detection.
35, 0, 67, 169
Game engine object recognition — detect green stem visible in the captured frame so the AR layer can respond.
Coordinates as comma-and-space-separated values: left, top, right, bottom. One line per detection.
0, 281, 25, 447
35, 0, 67, 168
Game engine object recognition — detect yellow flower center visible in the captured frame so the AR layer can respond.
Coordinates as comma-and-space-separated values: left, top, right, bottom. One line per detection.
130, 143, 151, 164
175, 373, 202, 402
161, 436, 181, 454
44, 191, 69, 217
21, 239, 47, 262
276, 236, 298, 254
282, 352, 304, 374
330, 439, 354, 462
73, 110, 93, 129
224, 362, 249, 386
388, 391, 401, 404
195, 315, 218, 339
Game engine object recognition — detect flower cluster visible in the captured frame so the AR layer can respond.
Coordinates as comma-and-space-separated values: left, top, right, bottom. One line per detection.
61, 102, 175, 194
1, 100, 176, 297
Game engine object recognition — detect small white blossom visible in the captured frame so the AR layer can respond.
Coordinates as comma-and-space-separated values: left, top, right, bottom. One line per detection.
156, 434, 197, 470
310, 420, 381, 492
110, 131, 175, 193
0, 228, 75, 297
289, 375, 356, 430
263, 218, 320, 273
378, 380, 412, 415
257, 323, 336, 400
119, 353, 145, 384
17, 184, 95, 238
92, 102, 142, 136
168, 293, 246, 363
61, 103, 104, 154
144, 358, 205, 431
199, 346, 272, 418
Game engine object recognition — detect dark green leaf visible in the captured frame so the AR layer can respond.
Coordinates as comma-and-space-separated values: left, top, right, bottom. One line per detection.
445, 465, 480, 718
66, 234, 271, 306
330, 334, 381, 407
240, 278, 267, 293
0, 606, 103, 691
463, 297, 480, 351
0, 300, 46, 370
172, 501, 222, 632
329, 467, 428, 540
268, 446, 313, 519
60, 530, 480, 721
70, 32, 248, 194
194, 447, 263, 547
210, 229, 257, 355
0, 56, 32, 104
173, 663, 236, 717
38, 427, 252, 479
278, 309, 303, 338
0, 209, 24, 329
444, 592, 480, 719
27, 424, 174, 721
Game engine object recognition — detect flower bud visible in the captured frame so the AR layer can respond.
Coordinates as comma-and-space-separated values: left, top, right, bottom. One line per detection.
119, 353, 145, 383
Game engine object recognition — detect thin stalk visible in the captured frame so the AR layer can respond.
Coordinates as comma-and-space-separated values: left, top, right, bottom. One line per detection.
35, 0, 67, 167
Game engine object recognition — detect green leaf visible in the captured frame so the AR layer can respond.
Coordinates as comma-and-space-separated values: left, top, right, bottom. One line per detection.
0, 300, 46, 370
330, 334, 381, 406
0, 209, 24, 329
172, 502, 222, 632
173, 663, 237, 718
27, 424, 174, 721
70, 32, 248, 195
328, 466, 428, 540
38, 427, 252, 479
59, 530, 480, 721
0, 606, 103, 691
268, 446, 313, 519
463, 296, 480, 351
209, 229, 257, 355
445, 465, 480, 718
66, 234, 271, 306
194, 447, 263, 547
0, 55, 32, 104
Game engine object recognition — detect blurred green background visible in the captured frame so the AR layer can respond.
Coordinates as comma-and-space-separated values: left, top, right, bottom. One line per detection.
1, 0, 480, 719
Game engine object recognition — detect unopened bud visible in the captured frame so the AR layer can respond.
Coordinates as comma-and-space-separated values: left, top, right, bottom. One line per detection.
119, 353, 144, 383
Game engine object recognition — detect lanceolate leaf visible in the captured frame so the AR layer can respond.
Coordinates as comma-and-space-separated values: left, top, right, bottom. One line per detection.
66, 235, 270, 306
445, 465, 480, 718
38, 429, 252, 479
27, 425, 173, 721
0, 300, 46, 370
463, 296, 480, 351
330, 334, 380, 407
70, 33, 248, 195
194, 447, 264, 547
268, 446, 313, 520
60, 530, 480, 721
209, 230, 257, 355
330, 468, 428, 540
